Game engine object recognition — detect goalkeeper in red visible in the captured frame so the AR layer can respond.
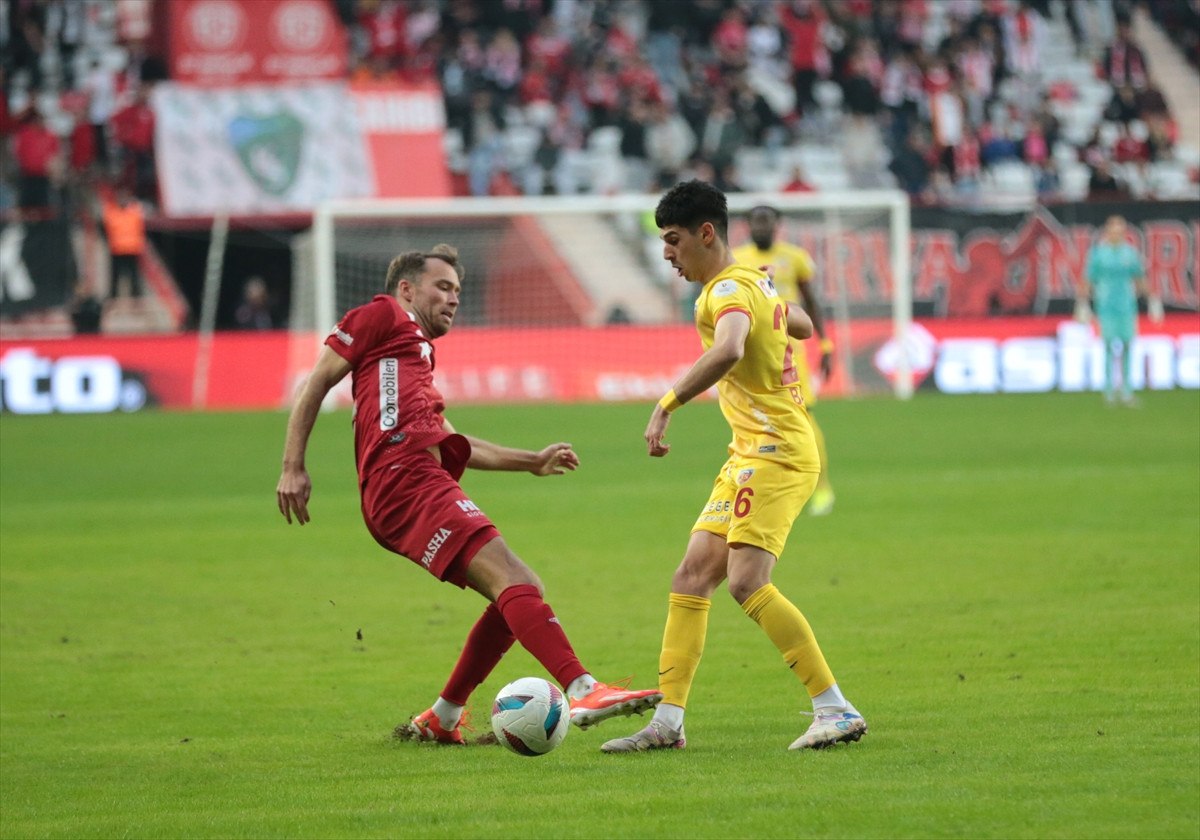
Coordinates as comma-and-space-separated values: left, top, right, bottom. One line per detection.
601, 181, 867, 753
277, 244, 660, 744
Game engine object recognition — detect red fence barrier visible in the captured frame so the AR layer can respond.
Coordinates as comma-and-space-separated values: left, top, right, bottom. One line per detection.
2, 316, 1197, 413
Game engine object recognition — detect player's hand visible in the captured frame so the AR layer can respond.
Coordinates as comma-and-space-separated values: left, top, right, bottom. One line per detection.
530, 443, 579, 476
820, 349, 834, 380
645, 405, 672, 457
277, 467, 312, 525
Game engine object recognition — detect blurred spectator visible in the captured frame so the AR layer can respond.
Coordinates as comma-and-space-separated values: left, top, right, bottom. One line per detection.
645, 102, 697, 186
1002, 2, 1046, 77
483, 29, 522, 102
697, 91, 745, 175
82, 57, 117, 170
889, 128, 933, 198
1145, 114, 1176, 162
12, 110, 61, 212
111, 86, 156, 201
360, 0, 407, 65
842, 114, 888, 188
1100, 14, 1148, 90
879, 47, 922, 149
842, 43, 882, 117
952, 130, 983, 187
1035, 161, 1061, 198
617, 99, 652, 193
1135, 83, 1169, 120
1022, 120, 1049, 167
1087, 160, 1129, 200
676, 76, 713, 138
64, 94, 96, 180
462, 89, 506, 196
782, 165, 816, 193
780, 0, 827, 112
102, 186, 146, 302
9, 2, 47, 91
1104, 84, 1140, 124
980, 122, 1021, 166
235, 277, 275, 330
1113, 123, 1148, 165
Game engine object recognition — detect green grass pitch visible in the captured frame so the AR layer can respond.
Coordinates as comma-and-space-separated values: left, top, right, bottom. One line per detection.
2, 392, 1198, 839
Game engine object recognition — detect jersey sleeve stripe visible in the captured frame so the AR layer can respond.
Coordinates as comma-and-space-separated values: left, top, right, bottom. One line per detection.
715, 306, 752, 322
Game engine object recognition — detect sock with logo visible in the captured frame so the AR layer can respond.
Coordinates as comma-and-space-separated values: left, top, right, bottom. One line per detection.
440, 602, 516, 706
741, 583, 835, 697
657, 593, 711, 710
496, 584, 587, 689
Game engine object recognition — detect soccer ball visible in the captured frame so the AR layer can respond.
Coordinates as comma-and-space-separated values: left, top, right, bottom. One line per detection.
491, 677, 569, 756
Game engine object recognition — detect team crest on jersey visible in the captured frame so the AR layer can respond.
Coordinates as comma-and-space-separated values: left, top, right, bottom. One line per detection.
756, 277, 778, 298
736, 468, 755, 484
712, 279, 738, 298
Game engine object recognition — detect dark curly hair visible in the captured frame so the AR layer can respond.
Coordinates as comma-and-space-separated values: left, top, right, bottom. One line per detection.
654, 180, 729, 243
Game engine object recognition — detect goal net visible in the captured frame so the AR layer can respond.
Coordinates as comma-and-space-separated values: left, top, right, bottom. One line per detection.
292, 191, 912, 401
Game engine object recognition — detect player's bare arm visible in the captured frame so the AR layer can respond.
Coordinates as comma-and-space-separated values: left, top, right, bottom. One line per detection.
277, 347, 352, 525
757, 264, 813, 340
647, 311, 750, 457
786, 304, 814, 340
798, 281, 833, 379
443, 418, 579, 475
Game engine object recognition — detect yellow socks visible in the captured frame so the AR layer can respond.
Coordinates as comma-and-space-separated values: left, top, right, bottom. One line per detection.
658, 593, 711, 708
741, 583, 835, 697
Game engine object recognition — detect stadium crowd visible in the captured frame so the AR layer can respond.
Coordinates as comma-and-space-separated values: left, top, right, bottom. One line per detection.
1, 0, 1197, 216
338, 0, 1196, 203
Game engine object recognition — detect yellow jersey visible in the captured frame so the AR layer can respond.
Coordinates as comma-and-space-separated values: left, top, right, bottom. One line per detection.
694, 264, 820, 472
731, 241, 815, 304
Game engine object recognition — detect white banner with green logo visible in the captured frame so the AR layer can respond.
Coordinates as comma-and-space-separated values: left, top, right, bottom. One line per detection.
153, 83, 374, 216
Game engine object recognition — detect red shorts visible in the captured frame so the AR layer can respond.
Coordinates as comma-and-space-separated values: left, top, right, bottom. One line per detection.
360, 448, 500, 588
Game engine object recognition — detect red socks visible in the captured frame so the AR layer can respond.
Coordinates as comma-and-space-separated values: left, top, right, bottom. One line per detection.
495, 584, 587, 689
440, 602, 515, 706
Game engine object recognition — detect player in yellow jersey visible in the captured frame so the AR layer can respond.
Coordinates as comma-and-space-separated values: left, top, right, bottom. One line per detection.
601, 180, 867, 753
733, 205, 836, 515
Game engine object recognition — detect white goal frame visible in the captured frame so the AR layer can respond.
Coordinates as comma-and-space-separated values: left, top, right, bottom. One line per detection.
312, 191, 913, 398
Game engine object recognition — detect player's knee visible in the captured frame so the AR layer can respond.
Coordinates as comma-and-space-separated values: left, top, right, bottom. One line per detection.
672, 559, 722, 597
726, 571, 769, 605
726, 577, 756, 605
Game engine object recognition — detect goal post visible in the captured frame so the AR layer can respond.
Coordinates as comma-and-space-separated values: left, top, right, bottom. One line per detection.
299, 190, 912, 399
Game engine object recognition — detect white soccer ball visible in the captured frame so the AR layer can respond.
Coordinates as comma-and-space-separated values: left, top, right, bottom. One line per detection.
491, 677, 570, 756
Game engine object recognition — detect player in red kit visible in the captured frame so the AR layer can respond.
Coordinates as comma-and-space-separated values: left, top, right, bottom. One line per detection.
276, 244, 661, 744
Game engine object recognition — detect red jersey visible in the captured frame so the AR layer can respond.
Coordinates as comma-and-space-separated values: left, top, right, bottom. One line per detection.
325, 295, 466, 484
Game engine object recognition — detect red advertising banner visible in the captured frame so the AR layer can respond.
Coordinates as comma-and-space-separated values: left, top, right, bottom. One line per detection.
351, 81, 452, 198
167, 0, 346, 85
2, 317, 1197, 414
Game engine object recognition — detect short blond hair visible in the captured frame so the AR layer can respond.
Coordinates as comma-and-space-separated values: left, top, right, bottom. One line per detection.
384, 244, 464, 293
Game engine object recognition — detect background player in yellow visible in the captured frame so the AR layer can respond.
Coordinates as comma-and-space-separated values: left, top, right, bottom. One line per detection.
602, 180, 867, 753
733, 205, 836, 515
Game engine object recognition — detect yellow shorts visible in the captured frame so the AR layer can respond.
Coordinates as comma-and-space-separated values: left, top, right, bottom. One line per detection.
691, 456, 818, 559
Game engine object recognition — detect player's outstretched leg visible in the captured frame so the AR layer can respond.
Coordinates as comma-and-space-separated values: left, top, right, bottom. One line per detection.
568, 680, 663, 730
466, 540, 662, 730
